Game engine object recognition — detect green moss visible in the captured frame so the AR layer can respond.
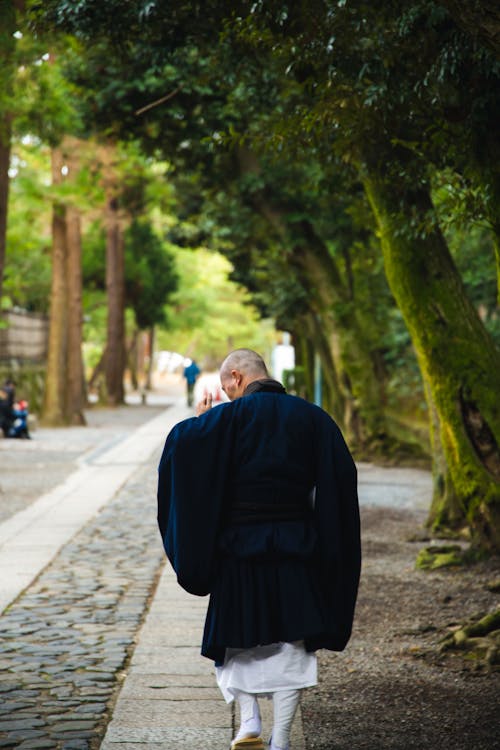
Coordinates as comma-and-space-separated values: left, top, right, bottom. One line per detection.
416, 544, 464, 570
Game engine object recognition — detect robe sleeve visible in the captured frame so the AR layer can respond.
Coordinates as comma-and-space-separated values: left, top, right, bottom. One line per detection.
157, 406, 234, 596
313, 413, 361, 650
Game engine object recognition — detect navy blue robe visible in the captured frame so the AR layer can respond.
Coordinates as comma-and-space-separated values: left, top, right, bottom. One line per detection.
157, 384, 360, 664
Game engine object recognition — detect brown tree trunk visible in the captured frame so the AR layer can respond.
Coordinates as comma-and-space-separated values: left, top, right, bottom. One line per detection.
0, 0, 16, 305
145, 327, 154, 390
65, 191, 86, 422
127, 328, 139, 391
103, 151, 126, 405
43, 147, 68, 425
0, 129, 11, 305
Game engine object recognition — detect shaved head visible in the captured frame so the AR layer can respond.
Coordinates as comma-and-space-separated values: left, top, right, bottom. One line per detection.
220, 349, 269, 380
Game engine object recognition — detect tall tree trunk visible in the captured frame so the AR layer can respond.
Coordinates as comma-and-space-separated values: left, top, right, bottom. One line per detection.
102, 143, 126, 406
43, 147, 68, 425
145, 327, 154, 390
105, 203, 126, 405
65, 150, 86, 424
0, 127, 11, 306
364, 170, 500, 552
127, 328, 139, 391
0, 0, 16, 305
424, 378, 464, 534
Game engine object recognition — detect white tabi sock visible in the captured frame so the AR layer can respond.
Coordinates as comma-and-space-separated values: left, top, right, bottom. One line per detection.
270, 688, 301, 749
234, 690, 262, 740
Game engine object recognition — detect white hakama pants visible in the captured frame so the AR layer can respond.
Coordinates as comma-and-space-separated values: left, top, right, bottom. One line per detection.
216, 640, 317, 702
216, 641, 317, 749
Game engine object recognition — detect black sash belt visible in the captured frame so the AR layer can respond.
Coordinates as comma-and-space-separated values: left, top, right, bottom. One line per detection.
228, 499, 309, 525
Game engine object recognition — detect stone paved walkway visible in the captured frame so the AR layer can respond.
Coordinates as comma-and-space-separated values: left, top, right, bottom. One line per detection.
0, 458, 164, 748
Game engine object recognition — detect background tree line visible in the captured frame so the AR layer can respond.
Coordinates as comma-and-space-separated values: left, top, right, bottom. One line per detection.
0, 0, 499, 559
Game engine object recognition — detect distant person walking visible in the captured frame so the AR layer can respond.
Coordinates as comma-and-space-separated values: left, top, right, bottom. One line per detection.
157, 349, 360, 750
182, 358, 200, 407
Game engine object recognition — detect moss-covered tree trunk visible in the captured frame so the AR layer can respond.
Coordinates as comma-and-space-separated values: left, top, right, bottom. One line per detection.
424, 378, 464, 533
364, 170, 500, 552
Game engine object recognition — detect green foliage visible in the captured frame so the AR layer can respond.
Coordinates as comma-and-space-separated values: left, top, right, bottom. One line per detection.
4, 138, 52, 312
125, 220, 178, 329
81, 217, 178, 330
157, 246, 276, 366
18, 0, 500, 440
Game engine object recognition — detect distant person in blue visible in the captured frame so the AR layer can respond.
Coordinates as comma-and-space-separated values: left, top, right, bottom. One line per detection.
157, 349, 360, 750
182, 358, 200, 407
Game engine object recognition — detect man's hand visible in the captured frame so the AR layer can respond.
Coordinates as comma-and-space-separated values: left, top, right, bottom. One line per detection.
196, 394, 213, 416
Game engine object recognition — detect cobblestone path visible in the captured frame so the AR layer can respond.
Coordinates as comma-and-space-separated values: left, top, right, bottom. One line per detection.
0, 456, 164, 750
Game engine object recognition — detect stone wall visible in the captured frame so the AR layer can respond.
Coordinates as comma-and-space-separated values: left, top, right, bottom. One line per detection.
0, 309, 48, 362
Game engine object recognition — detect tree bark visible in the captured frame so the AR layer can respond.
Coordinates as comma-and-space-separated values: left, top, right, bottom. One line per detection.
364, 170, 500, 552
0, 129, 11, 306
127, 328, 139, 391
0, 0, 16, 305
102, 143, 126, 406
145, 327, 154, 390
424, 377, 464, 534
43, 146, 68, 425
65, 207, 86, 423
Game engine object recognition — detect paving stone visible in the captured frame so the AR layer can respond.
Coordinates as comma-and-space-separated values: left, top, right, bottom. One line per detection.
102, 726, 232, 746
0, 722, 44, 732
4, 733, 45, 742
48, 722, 95, 733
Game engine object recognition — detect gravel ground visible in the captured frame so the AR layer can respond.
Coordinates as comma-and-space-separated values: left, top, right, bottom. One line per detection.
302, 504, 500, 750
0, 399, 170, 524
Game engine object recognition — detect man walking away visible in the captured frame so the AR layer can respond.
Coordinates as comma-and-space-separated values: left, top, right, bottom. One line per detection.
157, 349, 361, 749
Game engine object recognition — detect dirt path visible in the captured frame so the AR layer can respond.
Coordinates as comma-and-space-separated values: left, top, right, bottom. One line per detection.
302, 503, 500, 749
